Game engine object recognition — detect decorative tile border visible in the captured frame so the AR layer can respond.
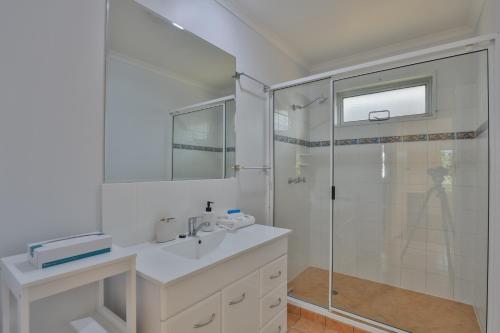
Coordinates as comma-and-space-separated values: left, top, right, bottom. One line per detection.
380, 136, 402, 143
275, 126, 485, 148
428, 133, 455, 141
173, 143, 223, 152
275, 134, 332, 147
476, 120, 488, 137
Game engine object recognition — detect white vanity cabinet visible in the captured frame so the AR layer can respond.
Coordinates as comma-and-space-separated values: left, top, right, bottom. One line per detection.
222, 271, 260, 333
163, 292, 221, 333
136, 228, 289, 333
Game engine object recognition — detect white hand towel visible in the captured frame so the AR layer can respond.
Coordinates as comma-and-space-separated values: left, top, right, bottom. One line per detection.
217, 213, 255, 231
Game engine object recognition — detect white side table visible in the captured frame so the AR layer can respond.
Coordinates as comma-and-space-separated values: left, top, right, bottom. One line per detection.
1, 246, 136, 333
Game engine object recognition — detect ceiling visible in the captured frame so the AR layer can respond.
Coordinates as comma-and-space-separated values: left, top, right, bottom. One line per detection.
109, 0, 236, 95
216, 0, 485, 72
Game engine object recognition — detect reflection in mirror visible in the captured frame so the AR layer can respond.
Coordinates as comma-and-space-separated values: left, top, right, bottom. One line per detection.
105, 0, 236, 183
171, 96, 236, 180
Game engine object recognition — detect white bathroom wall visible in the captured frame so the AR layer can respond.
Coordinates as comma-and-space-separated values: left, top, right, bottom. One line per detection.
105, 55, 218, 182
273, 88, 311, 279
0, 0, 306, 331
133, 0, 307, 227
273, 79, 331, 279
0, 0, 106, 330
102, 0, 306, 240
306, 82, 331, 270
103, 178, 238, 246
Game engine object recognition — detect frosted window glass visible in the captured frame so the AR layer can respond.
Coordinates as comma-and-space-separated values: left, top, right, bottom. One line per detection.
343, 85, 426, 122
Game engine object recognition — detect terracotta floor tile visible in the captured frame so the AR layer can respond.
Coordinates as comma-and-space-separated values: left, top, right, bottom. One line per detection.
325, 317, 353, 333
353, 328, 370, 333
288, 303, 301, 315
288, 312, 300, 328
324, 328, 352, 333
292, 318, 325, 333
288, 267, 481, 333
288, 329, 304, 333
301, 308, 326, 325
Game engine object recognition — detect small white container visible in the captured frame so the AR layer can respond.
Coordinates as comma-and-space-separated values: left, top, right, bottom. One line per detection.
156, 217, 177, 243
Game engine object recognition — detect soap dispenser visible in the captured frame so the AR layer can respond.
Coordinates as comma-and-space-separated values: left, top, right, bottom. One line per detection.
202, 201, 216, 232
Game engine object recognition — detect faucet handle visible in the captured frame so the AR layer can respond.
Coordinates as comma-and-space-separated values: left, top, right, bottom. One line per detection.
188, 216, 202, 236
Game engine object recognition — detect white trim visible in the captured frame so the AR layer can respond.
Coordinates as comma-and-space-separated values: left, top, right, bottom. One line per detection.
222, 102, 226, 179
312, 26, 476, 73
469, 0, 487, 31
170, 95, 235, 115
487, 35, 499, 333
267, 92, 274, 226
288, 297, 407, 333
214, 0, 485, 75
328, 79, 334, 311
270, 34, 498, 91
213, 0, 309, 71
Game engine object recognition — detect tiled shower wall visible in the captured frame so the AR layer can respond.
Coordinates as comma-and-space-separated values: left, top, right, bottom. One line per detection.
274, 79, 331, 280
275, 51, 488, 331
332, 51, 489, 332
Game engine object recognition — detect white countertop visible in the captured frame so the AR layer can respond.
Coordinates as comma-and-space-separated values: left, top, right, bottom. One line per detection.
130, 224, 291, 286
0, 246, 135, 289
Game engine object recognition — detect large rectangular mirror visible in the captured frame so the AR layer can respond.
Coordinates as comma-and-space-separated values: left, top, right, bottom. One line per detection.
105, 0, 236, 183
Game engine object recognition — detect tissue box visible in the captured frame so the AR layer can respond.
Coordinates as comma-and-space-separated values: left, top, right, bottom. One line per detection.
28, 232, 112, 269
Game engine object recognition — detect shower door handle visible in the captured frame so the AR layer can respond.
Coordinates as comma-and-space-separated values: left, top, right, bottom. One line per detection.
332, 186, 335, 200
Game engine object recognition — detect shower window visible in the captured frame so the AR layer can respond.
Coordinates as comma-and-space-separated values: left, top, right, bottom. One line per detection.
337, 77, 432, 124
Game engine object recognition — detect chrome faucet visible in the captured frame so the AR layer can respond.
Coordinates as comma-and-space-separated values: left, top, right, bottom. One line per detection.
188, 216, 209, 237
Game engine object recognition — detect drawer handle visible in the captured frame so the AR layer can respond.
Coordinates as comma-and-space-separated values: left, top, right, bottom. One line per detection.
269, 297, 282, 309
193, 313, 216, 328
270, 270, 282, 280
229, 292, 246, 306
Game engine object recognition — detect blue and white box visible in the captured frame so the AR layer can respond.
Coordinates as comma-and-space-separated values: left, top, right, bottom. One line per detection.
28, 232, 112, 269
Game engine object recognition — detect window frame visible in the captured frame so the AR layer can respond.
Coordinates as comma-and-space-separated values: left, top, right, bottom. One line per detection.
336, 76, 434, 126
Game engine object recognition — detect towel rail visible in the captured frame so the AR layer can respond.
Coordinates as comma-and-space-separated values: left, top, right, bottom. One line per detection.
233, 164, 271, 172
233, 72, 270, 92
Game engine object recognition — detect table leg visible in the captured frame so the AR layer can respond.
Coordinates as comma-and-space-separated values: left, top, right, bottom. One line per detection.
16, 292, 29, 333
125, 262, 136, 333
1, 282, 10, 333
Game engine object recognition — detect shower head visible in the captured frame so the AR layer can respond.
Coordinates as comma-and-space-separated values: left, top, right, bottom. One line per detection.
291, 96, 328, 111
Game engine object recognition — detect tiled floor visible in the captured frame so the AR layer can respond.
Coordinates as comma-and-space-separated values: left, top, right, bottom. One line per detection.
288, 267, 481, 333
287, 303, 369, 333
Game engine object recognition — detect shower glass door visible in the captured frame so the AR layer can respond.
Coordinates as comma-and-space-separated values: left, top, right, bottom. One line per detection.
273, 78, 332, 308
331, 50, 489, 333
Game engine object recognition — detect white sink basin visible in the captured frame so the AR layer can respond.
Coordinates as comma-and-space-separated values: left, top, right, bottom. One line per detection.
162, 229, 226, 260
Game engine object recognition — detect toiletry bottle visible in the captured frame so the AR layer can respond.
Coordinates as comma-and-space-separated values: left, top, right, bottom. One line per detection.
202, 201, 216, 232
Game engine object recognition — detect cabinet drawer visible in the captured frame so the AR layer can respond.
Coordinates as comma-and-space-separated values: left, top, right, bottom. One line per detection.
163, 292, 221, 333
222, 271, 259, 333
261, 309, 286, 333
260, 282, 287, 327
260, 255, 287, 297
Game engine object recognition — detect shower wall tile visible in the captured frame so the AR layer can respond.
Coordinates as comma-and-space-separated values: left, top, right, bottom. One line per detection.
426, 273, 452, 299
401, 268, 426, 293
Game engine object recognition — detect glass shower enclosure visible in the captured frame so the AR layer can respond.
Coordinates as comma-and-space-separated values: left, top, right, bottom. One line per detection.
272, 49, 490, 333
